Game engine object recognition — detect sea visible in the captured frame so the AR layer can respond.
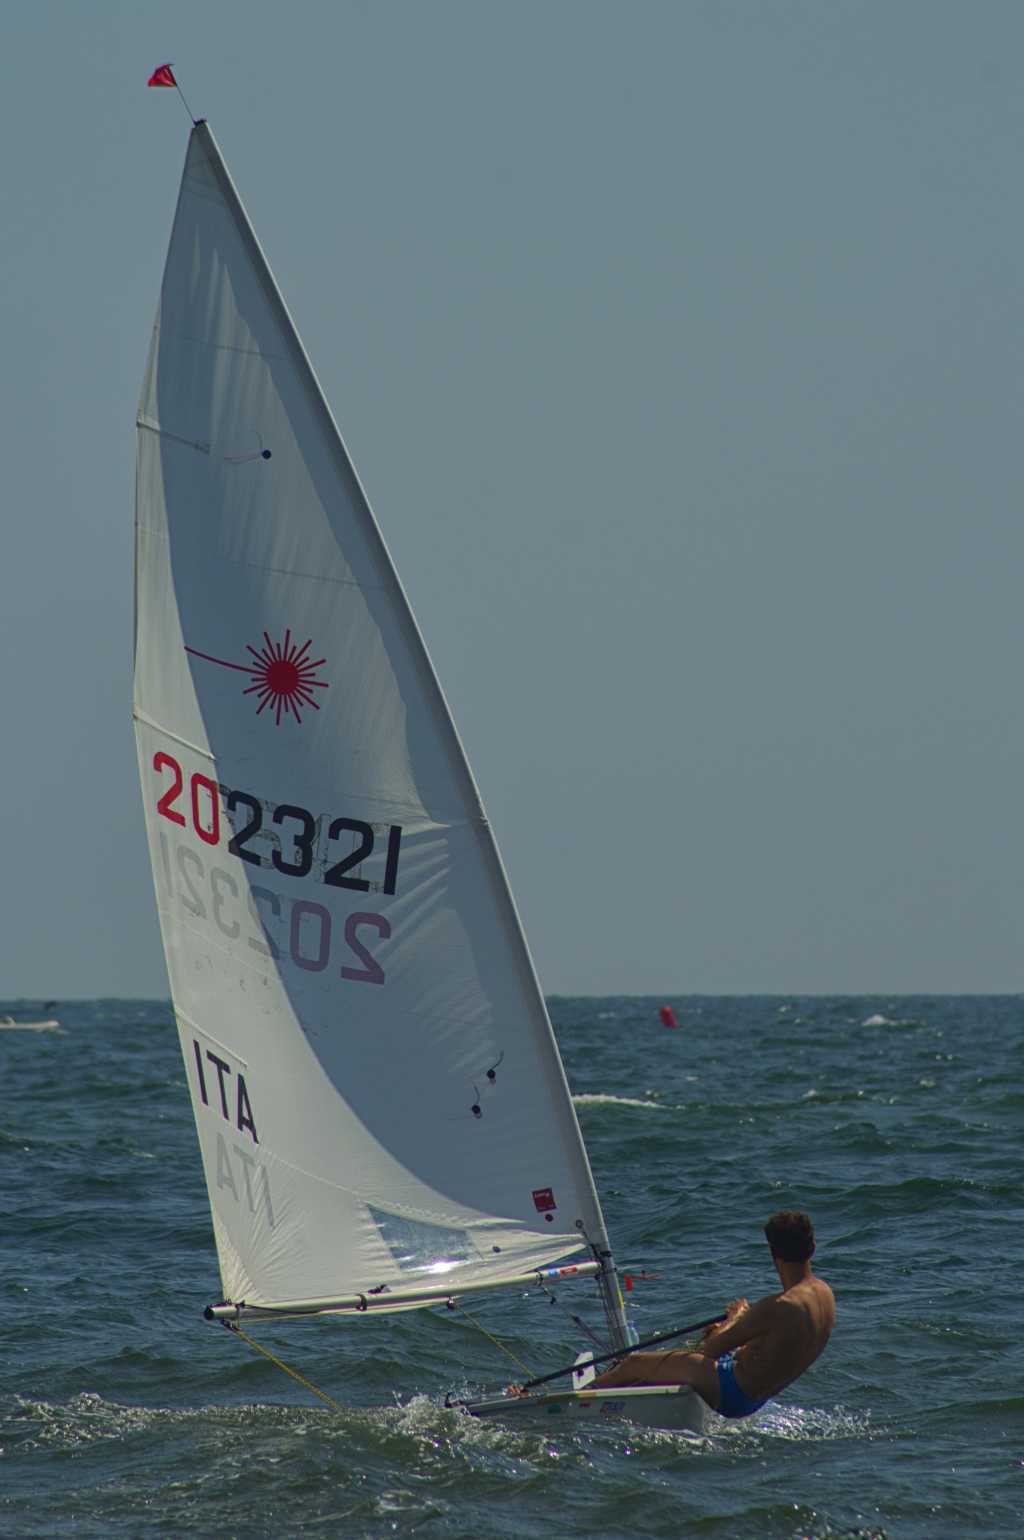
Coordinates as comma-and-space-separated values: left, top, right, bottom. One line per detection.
1, 995, 1021, 1539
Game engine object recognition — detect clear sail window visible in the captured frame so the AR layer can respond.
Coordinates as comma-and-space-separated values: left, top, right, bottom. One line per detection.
368, 1207, 476, 1275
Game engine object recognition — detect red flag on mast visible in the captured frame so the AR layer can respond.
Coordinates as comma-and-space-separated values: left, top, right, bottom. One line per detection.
148, 64, 177, 88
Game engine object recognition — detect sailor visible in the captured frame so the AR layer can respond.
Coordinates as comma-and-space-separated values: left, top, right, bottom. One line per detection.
591, 1210, 835, 1419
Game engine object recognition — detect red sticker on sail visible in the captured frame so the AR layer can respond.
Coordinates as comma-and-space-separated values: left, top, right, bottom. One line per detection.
184, 631, 329, 725
532, 1187, 557, 1212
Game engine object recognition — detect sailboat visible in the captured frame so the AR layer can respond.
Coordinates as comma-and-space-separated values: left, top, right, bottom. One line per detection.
134, 121, 704, 1434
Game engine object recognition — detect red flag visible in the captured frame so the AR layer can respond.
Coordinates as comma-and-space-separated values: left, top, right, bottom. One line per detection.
148, 63, 177, 88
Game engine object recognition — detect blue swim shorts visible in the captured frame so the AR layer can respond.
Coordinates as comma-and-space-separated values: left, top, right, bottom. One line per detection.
715, 1353, 769, 1420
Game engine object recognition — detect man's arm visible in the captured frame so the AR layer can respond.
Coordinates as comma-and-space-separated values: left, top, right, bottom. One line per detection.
697, 1294, 778, 1360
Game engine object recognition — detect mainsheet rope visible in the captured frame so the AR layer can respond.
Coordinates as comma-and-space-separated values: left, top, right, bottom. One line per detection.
223, 1304, 536, 1410
446, 1299, 535, 1379
223, 1321, 342, 1412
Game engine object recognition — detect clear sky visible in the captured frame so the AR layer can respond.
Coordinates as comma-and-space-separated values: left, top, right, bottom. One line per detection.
3, 0, 1023, 998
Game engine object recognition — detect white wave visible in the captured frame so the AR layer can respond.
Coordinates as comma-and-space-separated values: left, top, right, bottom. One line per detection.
571, 1093, 665, 1110
751, 1402, 875, 1441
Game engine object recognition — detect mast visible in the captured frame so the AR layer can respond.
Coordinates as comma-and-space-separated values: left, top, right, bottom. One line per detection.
597, 1253, 632, 1352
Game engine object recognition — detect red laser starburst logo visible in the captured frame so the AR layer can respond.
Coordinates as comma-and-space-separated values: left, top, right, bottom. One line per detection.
185, 630, 329, 725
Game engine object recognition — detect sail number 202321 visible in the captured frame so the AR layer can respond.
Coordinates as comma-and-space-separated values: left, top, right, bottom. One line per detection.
152, 752, 397, 986
152, 751, 403, 892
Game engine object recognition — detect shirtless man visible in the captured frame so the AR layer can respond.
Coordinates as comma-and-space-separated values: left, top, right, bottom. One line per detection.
591, 1210, 835, 1420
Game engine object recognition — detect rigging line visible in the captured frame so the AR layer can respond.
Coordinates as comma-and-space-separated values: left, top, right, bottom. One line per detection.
223, 1322, 342, 1413
446, 1300, 535, 1380
539, 1284, 604, 1351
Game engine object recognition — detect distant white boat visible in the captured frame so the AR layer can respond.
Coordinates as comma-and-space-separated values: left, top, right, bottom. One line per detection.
133, 120, 704, 1433
0, 1016, 60, 1032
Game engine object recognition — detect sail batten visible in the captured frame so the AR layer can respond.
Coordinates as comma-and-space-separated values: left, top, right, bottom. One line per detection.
135, 122, 619, 1326
131, 709, 218, 763
137, 415, 212, 454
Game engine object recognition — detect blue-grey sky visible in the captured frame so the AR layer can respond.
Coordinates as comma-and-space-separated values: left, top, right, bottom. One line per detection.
4, 1, 1023, 997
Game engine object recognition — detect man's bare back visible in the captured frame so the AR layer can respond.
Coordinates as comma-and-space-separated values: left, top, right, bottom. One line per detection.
708, 1272, 835, 1401
591, 1211, 835, 1419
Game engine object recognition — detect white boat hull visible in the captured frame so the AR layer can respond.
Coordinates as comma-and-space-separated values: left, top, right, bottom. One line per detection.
456, 1383, 706, 1432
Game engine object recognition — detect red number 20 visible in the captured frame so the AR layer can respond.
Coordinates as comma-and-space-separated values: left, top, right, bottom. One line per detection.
155, 753, 220, 846
154, 752, 186, 826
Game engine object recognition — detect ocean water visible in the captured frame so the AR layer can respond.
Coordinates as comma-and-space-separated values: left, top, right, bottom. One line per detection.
1, 995, 1021, 1539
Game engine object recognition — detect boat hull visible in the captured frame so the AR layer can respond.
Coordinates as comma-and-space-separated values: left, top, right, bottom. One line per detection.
456, 1384, 706, 1432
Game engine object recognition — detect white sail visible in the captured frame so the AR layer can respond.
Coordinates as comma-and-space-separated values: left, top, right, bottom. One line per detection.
134, 124, 619, 1321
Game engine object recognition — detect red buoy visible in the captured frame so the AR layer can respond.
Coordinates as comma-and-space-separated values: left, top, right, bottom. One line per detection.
659, 1005, 678, 1029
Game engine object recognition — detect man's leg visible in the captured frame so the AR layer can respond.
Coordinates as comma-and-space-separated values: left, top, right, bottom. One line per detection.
592, 1349, 722, 1408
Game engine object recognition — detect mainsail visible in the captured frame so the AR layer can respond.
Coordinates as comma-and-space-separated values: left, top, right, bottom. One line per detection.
134, 123, 626, 1334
